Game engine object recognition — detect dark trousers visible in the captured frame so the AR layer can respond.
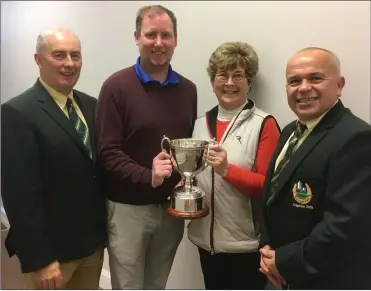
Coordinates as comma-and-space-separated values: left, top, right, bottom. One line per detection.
198, 247, 267, 290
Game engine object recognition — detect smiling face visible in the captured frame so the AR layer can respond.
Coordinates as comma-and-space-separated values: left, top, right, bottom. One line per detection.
34, 30, 82, 95
212, 65, 250, 110
207, 42, 259, 111
134, 12, 177, 70
286, 49, 345, 121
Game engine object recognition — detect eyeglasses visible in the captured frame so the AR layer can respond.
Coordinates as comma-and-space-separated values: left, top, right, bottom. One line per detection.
215, 73, 247, 84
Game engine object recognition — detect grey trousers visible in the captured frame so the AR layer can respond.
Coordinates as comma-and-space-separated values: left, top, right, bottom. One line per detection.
106, 199, 184, 289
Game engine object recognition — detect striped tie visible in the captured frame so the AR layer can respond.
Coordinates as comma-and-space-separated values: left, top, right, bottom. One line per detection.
66, 98, 92, 159
267, 121, 307, 205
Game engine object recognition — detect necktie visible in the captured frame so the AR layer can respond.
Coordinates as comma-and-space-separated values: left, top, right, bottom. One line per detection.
66, 98, 92, 159
267, 121, 307, 205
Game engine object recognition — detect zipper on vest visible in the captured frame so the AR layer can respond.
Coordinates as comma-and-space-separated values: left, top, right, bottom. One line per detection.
209, 168, 215, 255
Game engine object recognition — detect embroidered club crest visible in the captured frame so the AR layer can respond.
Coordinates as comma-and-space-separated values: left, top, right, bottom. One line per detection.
292, 181, 312, 205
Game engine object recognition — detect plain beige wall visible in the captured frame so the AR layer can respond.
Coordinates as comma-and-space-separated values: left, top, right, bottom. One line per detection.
1, 1, 370, 289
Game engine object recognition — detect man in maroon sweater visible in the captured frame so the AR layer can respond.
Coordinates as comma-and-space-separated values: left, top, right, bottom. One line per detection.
95, 4, 198, 289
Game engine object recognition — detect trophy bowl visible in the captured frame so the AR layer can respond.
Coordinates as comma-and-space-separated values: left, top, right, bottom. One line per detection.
161, 135, 212, 219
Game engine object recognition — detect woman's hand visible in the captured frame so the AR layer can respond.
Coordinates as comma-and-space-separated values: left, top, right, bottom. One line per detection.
206, 144, 229, 177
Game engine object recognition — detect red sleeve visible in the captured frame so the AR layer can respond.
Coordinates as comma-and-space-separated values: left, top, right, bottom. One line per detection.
223, 117, 280, 197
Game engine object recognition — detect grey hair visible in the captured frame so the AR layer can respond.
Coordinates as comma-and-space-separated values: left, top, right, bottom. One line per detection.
36, 28, 81, 54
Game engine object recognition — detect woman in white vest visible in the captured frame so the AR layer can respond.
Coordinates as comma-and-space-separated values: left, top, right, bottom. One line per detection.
187, 42, 280, 289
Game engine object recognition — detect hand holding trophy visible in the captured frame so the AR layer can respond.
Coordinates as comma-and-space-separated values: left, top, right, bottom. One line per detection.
161, 135, 214, 219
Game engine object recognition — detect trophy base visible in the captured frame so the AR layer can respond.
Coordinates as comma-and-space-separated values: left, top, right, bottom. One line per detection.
167, 187, 209, 220
167, 206, 209, 219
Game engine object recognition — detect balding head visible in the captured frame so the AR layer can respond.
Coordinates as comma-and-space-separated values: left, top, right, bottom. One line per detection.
36, 28, 81, 55
285, 47, 345, 121
287, 47, 341, 78
34, 27, 82, 95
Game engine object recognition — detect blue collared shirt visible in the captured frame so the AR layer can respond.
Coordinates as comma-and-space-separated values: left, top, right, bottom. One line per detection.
134, 57, 179, 86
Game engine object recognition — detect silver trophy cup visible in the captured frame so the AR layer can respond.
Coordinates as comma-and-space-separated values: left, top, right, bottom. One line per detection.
161, 135, 212, 219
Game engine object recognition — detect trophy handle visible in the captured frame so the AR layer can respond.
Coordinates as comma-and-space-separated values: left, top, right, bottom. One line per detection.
161, 135, 172, 155
195, 138, 215, 175
161, 135, 178, 177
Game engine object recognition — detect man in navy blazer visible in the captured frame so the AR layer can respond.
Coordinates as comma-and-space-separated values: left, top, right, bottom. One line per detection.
259, 47, 371, 289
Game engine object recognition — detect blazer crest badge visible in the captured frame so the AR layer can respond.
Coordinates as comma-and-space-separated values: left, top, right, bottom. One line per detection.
293, 181, 313, 205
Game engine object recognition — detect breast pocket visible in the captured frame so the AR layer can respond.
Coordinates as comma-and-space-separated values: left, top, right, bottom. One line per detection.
286, 177, 326, 239
291, 177, 326, 219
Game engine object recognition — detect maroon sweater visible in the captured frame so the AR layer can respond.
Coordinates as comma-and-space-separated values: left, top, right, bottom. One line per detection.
96, 66, 198, 205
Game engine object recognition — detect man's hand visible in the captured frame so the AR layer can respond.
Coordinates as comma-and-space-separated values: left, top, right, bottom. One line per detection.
206, 144, 229, 177
34, 261, 63, 289
259, 245, 286, 286
152, 150, 173, 188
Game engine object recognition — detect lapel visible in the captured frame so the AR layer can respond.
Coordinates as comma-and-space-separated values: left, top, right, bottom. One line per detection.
33, 80, 93, 161
262, 122, 295, 205
266, 100, 347, 206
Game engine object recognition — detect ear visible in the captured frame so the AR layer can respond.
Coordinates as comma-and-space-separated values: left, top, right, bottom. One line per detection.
134, 31, 140, 46
34, 53, 42, 68
336, 76, 345, 97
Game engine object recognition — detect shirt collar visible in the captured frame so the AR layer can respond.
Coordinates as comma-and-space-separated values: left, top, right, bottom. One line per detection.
134, 57, 179, 86
300, 99, 339, 131
39, 77, 73, 108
